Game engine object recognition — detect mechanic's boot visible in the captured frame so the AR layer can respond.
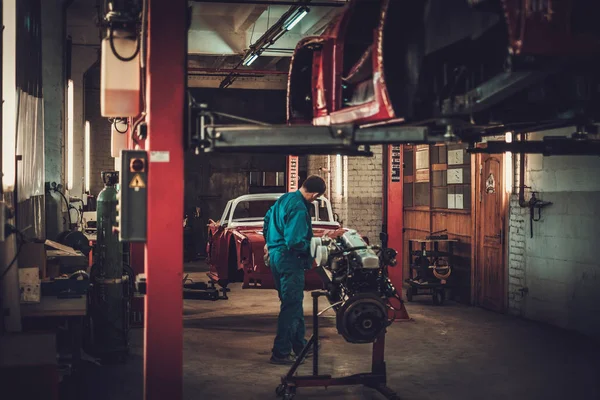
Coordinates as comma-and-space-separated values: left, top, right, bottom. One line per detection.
269, 353, 304, 365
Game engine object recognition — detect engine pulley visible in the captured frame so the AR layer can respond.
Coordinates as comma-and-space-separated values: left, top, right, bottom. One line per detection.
336, 293, 388, 344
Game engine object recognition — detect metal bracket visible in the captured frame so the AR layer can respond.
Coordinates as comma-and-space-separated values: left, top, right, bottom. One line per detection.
468, 136, 600, 155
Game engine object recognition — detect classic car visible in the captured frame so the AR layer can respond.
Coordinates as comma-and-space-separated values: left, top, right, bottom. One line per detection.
206, 193, 346, 290
287, 0, 600, 136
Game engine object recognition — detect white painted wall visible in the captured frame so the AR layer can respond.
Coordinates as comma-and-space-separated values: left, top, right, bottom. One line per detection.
42, 0, 65, 186
508, 127, 600, 340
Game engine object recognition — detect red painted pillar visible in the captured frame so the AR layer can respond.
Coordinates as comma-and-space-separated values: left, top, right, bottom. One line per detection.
144, 1, 186, 399
386, 145, 409, 320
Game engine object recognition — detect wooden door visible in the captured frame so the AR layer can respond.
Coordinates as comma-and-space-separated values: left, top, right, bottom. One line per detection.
476, 154, 506, 312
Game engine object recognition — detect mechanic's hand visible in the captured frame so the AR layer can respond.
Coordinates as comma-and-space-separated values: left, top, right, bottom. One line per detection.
263, 245, 270, 267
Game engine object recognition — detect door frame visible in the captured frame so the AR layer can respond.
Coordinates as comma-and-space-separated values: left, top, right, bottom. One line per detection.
471, 152, 510, 311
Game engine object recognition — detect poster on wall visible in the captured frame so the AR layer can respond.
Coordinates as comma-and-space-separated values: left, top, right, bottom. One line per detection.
391, 145, 401, 182
287, 155, 299, 192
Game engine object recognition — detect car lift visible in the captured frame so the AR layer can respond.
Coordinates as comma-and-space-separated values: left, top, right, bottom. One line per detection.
275, 291, 399, 400
186, 95, 600, 156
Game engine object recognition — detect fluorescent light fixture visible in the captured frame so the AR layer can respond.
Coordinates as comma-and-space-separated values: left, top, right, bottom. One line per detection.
505, 132, 513, 193
243, 53, 259, 66
284, 7, 309, 31
67, 79, 74, 190
2, 0, 16, 191
343, 156, 348, 198
335, 154, 342, 195
85, 121, 91, 192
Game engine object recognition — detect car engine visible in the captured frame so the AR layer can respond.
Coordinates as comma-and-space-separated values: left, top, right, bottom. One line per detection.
311, 230, 403, 344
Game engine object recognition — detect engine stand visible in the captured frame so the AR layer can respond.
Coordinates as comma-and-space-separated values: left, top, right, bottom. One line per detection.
275, 291, 400, 400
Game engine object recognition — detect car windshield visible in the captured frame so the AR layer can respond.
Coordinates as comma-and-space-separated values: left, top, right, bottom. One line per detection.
309, 199, 330, 222
226, 196, 335, 225
231, 200, 277, 222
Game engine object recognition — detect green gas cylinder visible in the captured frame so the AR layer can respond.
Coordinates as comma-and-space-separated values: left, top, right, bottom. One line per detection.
88, 171, 128, 359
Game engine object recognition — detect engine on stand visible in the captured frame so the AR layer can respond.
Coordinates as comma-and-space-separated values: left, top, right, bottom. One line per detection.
277, 230, 407, 400
311, 230, 405, 344
85, 171, 131, 362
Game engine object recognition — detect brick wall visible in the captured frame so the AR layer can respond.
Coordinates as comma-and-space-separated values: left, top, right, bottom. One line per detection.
508, 189, 527, 315
508, 127, 600, 339
307, 146, 383, 243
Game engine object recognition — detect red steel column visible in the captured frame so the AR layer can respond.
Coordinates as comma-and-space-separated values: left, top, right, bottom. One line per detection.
144, 1, 186, 399
386, 144, 409, 320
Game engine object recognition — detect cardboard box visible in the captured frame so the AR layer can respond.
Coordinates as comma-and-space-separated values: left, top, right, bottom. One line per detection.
19, 267, 41, 303
18, 242, 47, 278
18, 267, 40, 284
20, 283, 41, 303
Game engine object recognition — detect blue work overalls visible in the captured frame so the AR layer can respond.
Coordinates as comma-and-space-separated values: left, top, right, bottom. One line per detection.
263, 190, 313, 357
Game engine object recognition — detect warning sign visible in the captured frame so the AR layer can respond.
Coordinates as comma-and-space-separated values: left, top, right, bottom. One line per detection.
129, 174, 146, 190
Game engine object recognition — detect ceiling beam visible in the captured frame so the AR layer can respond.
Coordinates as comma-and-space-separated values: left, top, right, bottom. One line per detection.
233, 5, 268, 33
191, 0, 347, 7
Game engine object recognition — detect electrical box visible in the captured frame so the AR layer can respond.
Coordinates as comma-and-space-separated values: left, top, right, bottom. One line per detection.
119, 150, 148, 242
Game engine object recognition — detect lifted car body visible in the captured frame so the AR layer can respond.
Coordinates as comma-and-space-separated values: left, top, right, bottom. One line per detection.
287, 0, 600, 137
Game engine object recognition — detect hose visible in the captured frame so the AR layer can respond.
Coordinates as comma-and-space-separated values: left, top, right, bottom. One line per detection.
52, 189, 74, 227
109, 26, 141, 62
433, 265, 452, 280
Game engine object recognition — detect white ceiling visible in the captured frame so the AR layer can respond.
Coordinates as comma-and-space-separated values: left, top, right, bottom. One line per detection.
66, 0, 348, 88
188, 1, 345, 56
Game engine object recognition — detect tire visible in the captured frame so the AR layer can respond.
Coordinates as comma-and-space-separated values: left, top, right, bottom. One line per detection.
406, 287, 413, 302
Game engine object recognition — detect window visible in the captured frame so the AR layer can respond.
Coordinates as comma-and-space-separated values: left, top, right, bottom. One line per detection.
249, 172, 285, 187
309, 199, 330, 221
403, 143, 471, 210
231, 200, 276, 222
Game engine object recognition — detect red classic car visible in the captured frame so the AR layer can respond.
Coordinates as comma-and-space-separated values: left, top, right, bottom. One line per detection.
206, 193, 346, 290
287, 0, 600, 134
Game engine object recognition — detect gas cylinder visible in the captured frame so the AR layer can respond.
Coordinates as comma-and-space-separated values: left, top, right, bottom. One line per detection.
87, 171, 128, 359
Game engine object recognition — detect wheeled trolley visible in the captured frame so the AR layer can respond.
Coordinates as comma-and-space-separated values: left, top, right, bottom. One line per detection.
405, 237, 458, 306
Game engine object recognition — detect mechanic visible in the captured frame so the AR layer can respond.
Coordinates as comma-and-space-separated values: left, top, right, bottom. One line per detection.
263, 175, 327, 365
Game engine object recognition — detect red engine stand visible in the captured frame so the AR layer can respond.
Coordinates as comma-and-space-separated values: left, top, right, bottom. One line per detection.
276, 291, 400, 400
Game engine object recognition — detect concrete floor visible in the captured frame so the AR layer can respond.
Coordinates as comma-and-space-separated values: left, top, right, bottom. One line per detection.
83, 262, 600, 400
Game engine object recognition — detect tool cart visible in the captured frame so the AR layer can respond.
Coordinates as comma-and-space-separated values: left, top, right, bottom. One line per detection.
405, 235, 458, 305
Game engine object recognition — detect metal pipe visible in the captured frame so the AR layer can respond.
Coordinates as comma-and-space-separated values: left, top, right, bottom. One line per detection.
192, 0, 347, 6
518, 133, 528, 207
189, 67, 288, 75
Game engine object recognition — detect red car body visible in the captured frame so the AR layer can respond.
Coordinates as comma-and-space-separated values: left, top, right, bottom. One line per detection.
206, 194, 346, 290
287, 0, 600, 130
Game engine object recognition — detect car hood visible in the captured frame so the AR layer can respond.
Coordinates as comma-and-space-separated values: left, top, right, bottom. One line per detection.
233, 226, 347, 244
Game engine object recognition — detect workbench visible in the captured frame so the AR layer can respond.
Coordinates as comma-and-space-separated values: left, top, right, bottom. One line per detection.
21, 295, 87, 318
20, 294, 87, 393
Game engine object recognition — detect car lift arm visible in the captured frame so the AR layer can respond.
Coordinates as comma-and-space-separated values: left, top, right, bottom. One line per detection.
188, 101, 600, 156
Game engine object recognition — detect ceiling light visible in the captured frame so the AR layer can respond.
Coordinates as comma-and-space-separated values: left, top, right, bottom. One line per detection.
67, 79, 74, 190
283, 7, 309, 31
85, 121, 91, 193
243, 53, 259, 66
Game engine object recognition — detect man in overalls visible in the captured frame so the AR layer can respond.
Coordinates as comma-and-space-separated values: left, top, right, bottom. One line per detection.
263, 175, 327, 364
